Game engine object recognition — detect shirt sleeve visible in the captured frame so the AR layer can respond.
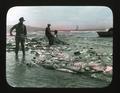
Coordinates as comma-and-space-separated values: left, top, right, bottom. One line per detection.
10, 25, 16, 35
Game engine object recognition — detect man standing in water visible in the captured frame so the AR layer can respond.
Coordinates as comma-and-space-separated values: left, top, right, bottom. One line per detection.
10, 17, 27, 57
45, 24, 54, 46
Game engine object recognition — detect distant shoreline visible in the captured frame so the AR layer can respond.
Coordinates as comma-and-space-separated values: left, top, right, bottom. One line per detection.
7, 25, 110, 32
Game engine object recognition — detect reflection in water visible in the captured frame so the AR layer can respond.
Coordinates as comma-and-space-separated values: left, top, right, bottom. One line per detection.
15, 55, 26, 63
8, 55, 27, 87
15, 55, 19, 62
21, 56, 26, 63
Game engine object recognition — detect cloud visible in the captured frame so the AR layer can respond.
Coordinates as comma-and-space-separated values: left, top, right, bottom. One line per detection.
7, 6, 113, 29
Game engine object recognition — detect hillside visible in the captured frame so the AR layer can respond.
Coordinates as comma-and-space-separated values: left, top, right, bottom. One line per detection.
7, 25, 108, 33
7, 25, 45, 33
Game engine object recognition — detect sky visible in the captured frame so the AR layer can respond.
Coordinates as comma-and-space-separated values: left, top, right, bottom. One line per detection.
7, 6, 113, 30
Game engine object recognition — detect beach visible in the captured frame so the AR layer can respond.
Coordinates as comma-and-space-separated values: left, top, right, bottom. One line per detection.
6, 31, 113, 88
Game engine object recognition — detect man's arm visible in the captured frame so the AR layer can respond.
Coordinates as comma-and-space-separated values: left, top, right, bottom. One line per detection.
24, 26, 27, 38
10, 25, 16, 36
50, 30, 54, 32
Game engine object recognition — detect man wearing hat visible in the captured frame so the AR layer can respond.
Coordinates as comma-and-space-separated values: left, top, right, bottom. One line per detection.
10, 17, 27, 56
45, 24, 54, 46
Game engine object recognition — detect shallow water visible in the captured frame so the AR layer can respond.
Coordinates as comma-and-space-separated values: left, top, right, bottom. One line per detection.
6, 52, 110, 88
6, 31, 112, 88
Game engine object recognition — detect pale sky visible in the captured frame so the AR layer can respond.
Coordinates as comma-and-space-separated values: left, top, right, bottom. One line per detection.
7, 6, 113, 30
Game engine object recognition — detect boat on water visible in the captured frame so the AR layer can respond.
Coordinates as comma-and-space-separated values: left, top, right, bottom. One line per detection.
97, 28, 113, 37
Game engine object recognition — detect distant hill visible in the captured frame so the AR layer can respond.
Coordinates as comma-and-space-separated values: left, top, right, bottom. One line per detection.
7, 25, 108, 33
7, 25, 45, 33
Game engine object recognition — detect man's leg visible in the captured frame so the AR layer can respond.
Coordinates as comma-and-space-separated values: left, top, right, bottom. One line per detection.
21, 39, 25, 56
49, 36, 54, 46
15, 38, 20, 56
50, 37, 54, 45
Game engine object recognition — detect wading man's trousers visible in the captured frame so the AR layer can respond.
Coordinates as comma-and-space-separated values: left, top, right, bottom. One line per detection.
15, 36, 25, 55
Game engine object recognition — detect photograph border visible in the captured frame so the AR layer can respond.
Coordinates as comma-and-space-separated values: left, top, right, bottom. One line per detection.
0, 0, 119, 92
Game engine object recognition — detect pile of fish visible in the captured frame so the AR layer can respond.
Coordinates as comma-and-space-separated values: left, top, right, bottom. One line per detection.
6, 36, 112, 82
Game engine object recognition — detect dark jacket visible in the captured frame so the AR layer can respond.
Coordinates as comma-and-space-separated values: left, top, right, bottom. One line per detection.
45, 27, 53, 38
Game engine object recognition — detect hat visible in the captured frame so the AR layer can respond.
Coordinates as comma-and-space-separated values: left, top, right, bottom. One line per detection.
47, 24, 51, 26
19, 17, 25, 21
